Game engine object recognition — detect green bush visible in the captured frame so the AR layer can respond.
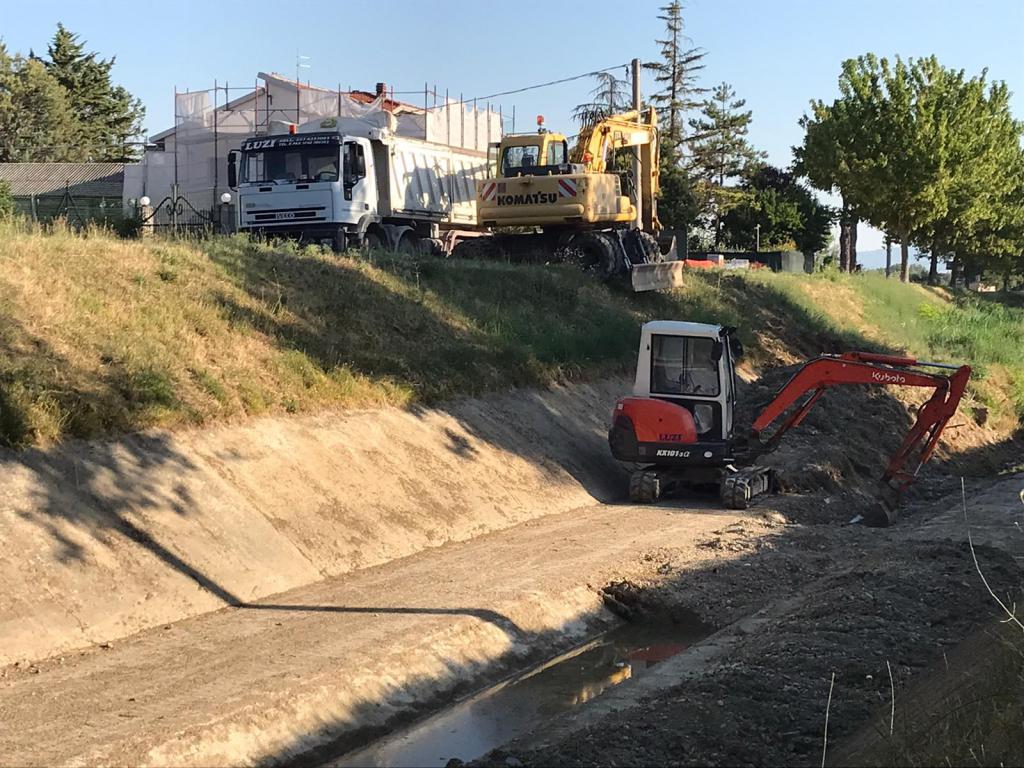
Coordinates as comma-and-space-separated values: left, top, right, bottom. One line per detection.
0, 180, 14, 220
111, 212, 143, 239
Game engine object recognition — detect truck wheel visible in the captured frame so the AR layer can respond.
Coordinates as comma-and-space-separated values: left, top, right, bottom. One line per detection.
636, 231, 663, 264
331, 229, 347, 253
363, 230, 384, 252
397, 232, 418, 256
571, 232, 620, 279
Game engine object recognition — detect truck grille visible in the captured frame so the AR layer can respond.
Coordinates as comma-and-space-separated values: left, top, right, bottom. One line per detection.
248, 206, 327, 223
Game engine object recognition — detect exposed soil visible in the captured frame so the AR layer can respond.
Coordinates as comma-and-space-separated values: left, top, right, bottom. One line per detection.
477, 485, 1023, 768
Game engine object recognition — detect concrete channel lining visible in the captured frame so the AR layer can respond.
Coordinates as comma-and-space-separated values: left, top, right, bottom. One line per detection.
0, 378, 630, 667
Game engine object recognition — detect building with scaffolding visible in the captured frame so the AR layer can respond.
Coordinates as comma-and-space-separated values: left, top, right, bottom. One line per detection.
124, 72, 504, 228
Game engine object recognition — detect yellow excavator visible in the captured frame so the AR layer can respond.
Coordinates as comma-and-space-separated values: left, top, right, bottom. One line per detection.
456, 107, 681, 289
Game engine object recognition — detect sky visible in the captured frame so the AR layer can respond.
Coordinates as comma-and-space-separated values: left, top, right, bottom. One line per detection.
3, 0, 1022, 264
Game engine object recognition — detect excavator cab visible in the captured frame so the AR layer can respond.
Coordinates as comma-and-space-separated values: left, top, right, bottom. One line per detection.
609, 322, 741, 471
496, 133, 572, 178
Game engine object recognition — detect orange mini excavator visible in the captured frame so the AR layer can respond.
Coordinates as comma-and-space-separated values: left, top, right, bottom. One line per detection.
608, 321, 971, 526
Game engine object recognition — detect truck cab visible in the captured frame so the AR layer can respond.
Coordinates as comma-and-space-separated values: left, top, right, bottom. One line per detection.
230, 124, 376, 250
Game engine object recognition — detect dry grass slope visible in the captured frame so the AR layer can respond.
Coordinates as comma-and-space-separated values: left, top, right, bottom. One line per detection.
0, 220, 1021, 448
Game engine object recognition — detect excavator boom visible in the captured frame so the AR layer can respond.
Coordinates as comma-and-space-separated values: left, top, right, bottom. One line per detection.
747, 351, 971, 523
570, 107, 661, 232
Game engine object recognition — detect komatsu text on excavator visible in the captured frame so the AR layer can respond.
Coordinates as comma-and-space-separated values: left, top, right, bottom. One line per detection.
608, 321, 972, 526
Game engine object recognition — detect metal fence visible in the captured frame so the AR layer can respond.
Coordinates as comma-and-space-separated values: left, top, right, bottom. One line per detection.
13, 191, 123, 228
138, 187, 234, 236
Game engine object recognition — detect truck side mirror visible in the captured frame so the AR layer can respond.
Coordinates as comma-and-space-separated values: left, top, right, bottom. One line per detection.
227, 151, 238, 189
712, 341, 724, 362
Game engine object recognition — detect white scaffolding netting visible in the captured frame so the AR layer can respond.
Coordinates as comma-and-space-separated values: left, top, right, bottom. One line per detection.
130, 75, 503, 214
173, 90, 257, 208
425, 100, 501, 153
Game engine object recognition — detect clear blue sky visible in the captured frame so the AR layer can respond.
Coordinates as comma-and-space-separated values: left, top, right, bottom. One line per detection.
3, 0, 1022, 259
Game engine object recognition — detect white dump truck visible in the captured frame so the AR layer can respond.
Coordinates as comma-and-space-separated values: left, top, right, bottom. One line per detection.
227, 114, 490, 252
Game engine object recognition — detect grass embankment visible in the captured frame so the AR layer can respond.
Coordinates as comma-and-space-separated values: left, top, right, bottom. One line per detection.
758, 270, 1024, 427
0, 219, 1021, 447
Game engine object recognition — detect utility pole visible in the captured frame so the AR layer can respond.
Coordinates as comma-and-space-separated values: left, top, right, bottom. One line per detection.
631, 57, 642, 231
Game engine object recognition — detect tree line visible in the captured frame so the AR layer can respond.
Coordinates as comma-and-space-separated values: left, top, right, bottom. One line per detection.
0, 24, 145, 164
796, 54, 1024, 284
578, 2, 1024, 284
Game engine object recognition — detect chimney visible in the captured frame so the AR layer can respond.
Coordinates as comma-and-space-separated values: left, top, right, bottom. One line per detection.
375, 82, 387, 97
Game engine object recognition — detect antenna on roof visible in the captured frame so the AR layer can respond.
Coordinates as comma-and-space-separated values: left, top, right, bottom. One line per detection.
296, 52, 311, 122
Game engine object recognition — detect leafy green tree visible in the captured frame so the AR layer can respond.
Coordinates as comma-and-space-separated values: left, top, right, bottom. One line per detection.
0, 180, 14, 219
644, 0, 707, 152
0, 46, 78, 162
44, 24, 145, 162
657, 140, 700, 232
908, 69, 1024, 284
870, 55, 955, 282
721, 165, 835, 253
688, 82, 764, 246
794, 70, 879, 272
956, 147, 1024, 287
798, 54, 1024, 284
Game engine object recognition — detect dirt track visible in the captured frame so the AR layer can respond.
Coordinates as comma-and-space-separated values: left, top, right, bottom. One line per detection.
0, 498, 751, 766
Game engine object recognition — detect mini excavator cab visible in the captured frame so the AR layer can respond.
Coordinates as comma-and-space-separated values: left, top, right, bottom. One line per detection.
609, 322, 744, 471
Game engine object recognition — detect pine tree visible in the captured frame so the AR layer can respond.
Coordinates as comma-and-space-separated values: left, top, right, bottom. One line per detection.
572, 71, 630, 127
644, 1, 707, 153
44, 24, 145, 162
688, 82, 764, 246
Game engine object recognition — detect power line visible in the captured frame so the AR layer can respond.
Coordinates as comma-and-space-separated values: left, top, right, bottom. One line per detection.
424, 63, 631, 111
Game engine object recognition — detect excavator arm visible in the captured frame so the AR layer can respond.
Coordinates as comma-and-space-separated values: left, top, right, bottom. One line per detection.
571, 107, 661, 232
747, 351, 971, 521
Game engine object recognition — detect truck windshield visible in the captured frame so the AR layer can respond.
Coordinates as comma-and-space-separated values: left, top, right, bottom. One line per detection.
650, 335, 720, 397
241, 146, 340, 185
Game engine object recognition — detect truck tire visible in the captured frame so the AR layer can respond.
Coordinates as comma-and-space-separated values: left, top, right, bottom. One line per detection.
363, 230, 385, 252
331, 229, 347, 253
636, 231, 663, 264
396, 232, 418, 256
571, 231, 620, 279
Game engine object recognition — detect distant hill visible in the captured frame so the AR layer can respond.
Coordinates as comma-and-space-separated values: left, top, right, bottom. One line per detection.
855, 247, 939, 271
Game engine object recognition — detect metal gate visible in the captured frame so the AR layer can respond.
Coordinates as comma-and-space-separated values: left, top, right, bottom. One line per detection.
139, 186, 233, 236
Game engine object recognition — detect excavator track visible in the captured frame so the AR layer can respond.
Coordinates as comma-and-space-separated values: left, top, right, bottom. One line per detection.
628, 469, 662, 503
719, 466, 774, 510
